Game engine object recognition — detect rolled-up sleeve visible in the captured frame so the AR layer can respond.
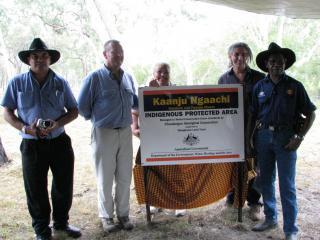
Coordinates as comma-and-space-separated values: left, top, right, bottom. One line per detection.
133, 94, 139, 110
63, 81, 78, 109
77, 75, 93, 120
1, 78, 18, 110
296, 81, 317, 114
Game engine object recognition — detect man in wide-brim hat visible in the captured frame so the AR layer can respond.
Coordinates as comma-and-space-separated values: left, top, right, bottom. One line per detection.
250, 42, 316, 240
18, 38, 61, 65
255, 42, 296, 72
1, 38, 81, 240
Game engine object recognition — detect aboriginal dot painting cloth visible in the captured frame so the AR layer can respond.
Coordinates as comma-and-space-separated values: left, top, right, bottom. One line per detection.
133, 148, 248, 209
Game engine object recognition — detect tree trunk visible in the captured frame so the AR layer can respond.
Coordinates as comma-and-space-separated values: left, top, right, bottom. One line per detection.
88, 0, 114, 40
0, 137, 9, 166
0, 28, 15, 89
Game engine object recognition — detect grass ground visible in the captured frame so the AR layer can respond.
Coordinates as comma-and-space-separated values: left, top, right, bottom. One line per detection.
0, 112, 320, 240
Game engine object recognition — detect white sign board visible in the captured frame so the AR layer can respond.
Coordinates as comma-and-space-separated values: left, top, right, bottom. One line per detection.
139, 85, 244, 166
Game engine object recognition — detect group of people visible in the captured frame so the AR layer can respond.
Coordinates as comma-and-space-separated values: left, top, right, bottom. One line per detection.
1, 37, 316, 240
219, 42, 316, 240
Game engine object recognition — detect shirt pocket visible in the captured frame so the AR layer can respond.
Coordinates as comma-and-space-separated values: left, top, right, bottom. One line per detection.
96, 89, 117, 108
17, 91, 34, 110
280, 94, 296, 119
101, 89, 117, 97
47, 90, 65, 110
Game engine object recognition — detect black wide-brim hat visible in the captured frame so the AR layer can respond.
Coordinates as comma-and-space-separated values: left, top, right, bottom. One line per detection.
18, 38, 60, 65
256, 42, 296, 72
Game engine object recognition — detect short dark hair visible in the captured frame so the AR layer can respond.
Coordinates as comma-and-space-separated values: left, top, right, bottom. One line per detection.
104, 39, 121, 51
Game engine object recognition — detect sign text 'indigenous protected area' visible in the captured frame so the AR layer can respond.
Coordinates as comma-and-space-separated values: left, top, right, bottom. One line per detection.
139, 85, 244, 166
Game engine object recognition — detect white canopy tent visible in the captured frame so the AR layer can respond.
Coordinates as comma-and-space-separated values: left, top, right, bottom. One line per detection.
198, 0, 320, 19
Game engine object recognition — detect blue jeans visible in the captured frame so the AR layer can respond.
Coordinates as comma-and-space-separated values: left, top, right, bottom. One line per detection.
255, 128, 298, 235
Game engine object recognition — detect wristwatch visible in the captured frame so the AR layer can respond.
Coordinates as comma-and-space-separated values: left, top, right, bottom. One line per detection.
21, 125, 27, 134
294, 134, 304, 141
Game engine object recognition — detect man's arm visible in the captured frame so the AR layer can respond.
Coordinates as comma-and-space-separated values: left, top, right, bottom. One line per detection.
39, 107, 78, 137
285, 111, 316, 150
77, 76, 93, 120
298, 111, 316, 138
3, 107, 24, 131
53, 107, 78, 129
3, 107, 38, 137
131, 109, 140, 138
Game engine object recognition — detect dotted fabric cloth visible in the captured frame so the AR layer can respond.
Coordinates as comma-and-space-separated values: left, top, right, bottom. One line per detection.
133, 148, 248, 209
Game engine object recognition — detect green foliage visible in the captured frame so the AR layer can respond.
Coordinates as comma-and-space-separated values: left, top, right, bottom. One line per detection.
169, 60, 188, 86
193, 58, 218, 85
0, 0, 319, 107
0, 0, 101, 85
131, 64, 151, 86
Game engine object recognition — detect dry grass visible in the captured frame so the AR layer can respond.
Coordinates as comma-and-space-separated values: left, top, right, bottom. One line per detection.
0, 112, 320, 240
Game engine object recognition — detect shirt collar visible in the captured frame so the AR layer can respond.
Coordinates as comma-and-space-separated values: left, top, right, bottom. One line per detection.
104, 64, 124, 78
227, 67, 253, 84
266, 73, 287, 83
228, 66, 251, 74
29, 69, 53, 87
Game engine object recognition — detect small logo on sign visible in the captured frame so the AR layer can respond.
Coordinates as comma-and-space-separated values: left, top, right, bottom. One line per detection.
287, 88, 294, 96
183, 133, 200, 146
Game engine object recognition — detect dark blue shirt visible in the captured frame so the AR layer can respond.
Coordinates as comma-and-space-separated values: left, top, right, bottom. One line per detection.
251, 74, 316, 126
218, 67, 265, 117
218, 67, 265, 85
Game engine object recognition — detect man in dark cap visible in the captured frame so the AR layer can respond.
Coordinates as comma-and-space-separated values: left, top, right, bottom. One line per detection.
1, 38, 81, 240
250, 42, 316, 240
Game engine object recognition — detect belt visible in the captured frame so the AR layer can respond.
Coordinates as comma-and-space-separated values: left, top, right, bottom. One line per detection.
257, 123, 292, 132
23, 132, 67, 142
113, 127, 121, 129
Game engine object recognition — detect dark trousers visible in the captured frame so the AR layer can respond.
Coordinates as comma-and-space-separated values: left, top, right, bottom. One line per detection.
227, 177, 262, 206
20, 133, 74, 237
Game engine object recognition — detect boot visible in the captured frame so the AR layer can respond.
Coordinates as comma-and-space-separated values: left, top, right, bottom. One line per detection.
249, 204, 261, 221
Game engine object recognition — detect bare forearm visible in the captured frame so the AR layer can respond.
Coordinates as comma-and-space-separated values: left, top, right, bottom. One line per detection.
55, 108, 78, 128
3, 107, 24, 131
298, 111, 316, 137
131, 109, 140, 138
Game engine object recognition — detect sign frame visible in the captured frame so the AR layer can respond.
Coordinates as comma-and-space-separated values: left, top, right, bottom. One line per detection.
139, 84, 245, 166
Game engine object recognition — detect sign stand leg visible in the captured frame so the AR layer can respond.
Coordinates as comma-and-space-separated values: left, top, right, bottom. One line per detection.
236, 82, 247, 222
143, 166, 152, 224
237, 162, 244, 222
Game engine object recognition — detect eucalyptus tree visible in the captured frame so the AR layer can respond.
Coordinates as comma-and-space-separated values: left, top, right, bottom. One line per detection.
0, 0, 101, 90
0, 0, 319, 103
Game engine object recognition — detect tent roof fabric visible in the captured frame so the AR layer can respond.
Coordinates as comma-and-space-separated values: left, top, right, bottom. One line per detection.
198, 0, 320, 19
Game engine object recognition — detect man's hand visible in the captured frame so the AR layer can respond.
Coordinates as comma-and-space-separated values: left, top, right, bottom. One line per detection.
37, 120, 57, 137
285, 135, 303, 151
132, 128, 140, 138
149, 79, 160, 87
24, 119, 39, 137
